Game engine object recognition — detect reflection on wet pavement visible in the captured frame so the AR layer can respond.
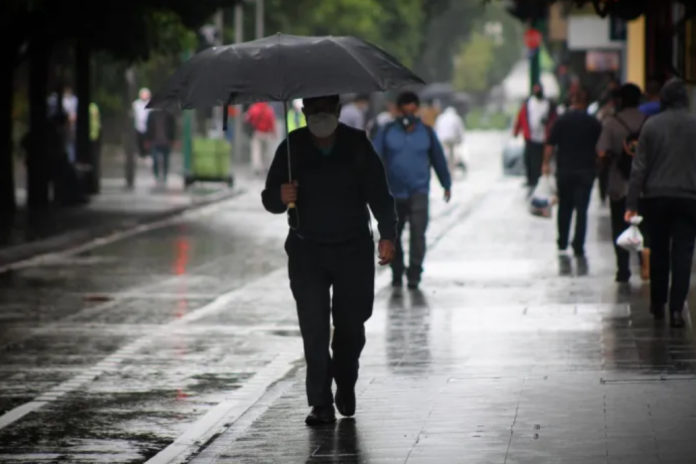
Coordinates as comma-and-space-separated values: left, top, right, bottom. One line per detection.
191, 180, 696, 464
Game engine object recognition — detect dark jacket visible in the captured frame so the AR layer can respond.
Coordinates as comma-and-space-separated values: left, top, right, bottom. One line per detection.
145, 110, 177, 145
627, 78, 696, 210
262, 124, 397, 244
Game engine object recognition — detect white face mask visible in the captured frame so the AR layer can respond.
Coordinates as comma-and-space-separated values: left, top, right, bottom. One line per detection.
307, 113, 338, 138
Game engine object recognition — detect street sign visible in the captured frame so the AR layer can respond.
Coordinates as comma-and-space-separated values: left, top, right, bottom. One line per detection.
524, 28, 542, 50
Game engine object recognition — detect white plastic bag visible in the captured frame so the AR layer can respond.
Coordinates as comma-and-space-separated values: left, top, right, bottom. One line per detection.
616, 216, 644, 252
529, 175, 557, 218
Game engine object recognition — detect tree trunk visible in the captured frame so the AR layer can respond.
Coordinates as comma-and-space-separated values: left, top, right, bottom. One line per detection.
76, 38, 97, 193
0, 63, 17, 216
27, 42, 51, 210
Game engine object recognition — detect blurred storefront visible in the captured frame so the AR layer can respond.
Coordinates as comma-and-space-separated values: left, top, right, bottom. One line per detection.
507, 0, 696, 106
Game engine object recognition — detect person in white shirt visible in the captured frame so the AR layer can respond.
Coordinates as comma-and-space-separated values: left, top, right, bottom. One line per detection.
435, 106, 466, 174
132, 88, 152, 159
63, 87, 78, 163
513, 84, 557, 189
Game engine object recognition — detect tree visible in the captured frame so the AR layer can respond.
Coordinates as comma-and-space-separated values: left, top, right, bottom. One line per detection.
415, 0, 489, 83
0, 0, 242, 212
264, 0, 423, 66
452, 1, 523, 95
452, 32, 496, 94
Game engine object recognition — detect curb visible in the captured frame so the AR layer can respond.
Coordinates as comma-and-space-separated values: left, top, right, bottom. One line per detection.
0, 188, 245, 269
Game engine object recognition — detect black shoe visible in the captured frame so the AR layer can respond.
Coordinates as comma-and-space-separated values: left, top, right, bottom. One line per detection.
650, 304, 665, 321
391, 278, 403, 288
305, 405, 336, 426
615, 272, 631, 283
670, 311, 686, 328
335, 387, 356, 417
407, 282, 419, 290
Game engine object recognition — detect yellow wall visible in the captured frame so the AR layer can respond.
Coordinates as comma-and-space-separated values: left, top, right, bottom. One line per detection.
626, 16, 645, 89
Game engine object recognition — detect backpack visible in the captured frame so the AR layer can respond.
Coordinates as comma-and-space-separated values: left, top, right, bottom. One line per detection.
614, 114, 647, 179
379, 121, 437, 169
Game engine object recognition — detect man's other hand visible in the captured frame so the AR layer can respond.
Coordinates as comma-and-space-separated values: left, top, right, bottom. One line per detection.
378, 240, 395, 266
280, 181, 298, 206
444, 190, 452, 203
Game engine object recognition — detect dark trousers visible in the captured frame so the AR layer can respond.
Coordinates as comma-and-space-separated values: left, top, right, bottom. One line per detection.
136, 131, 148, 158
609, 197, 645, 278
644, 198, 696, 313
556, 170, 595, 254
286, 233, 375, 406
598, 164, 609, 203
524, 140, 544, 188
151, 145, 171, 181
392, 193, 429, 284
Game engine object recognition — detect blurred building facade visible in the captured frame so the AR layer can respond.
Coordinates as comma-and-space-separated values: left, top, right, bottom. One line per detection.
508, 0, 696, 106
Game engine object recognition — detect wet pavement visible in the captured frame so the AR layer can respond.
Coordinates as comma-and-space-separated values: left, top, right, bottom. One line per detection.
2, 154, 235, 267
2, 131, 695, 464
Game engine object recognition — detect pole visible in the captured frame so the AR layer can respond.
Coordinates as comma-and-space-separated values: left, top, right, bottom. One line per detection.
181, 49, 194, 180
124, 67, 136, 189
530, 19, 541, 92
213, 9, 224, 134
256, 0, 264, 39
233, 3, 244, 165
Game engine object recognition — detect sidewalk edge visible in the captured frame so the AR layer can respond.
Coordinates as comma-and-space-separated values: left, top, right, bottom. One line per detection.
0, 188, 245, 270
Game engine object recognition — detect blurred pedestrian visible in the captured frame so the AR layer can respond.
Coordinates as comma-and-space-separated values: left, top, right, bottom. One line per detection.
262, 95, 397, 425
515, 83, 557, 190
625, 78, 696, 328
89, 101, 101, 173
542, 88, 602, 258
419, 100, 439, 128
435, 105, 466, 174
132, 88, 152, 160
373, 91, 452, 289
246, 102, 277, 176
63, 86, 78, 163
287, 99, 306, 133
367, 100, 398, 140
339, 94, 370, 130
639, 77, 662, 117
145, 109, 177, 187
596, 83, 649, 282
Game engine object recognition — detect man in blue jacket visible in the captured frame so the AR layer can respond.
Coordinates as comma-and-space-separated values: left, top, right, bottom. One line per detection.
373, 91, 452, 289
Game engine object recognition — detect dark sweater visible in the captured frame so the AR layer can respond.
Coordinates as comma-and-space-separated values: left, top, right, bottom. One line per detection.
262, 124, 397, 243
627, 78, 696, 210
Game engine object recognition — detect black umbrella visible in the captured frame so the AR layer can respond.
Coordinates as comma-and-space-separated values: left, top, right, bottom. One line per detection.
148, 33, 423, 110
148, 33, 424, 209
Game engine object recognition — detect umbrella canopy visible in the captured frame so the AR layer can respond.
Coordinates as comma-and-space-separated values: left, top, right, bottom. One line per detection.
148, 33, 424, 110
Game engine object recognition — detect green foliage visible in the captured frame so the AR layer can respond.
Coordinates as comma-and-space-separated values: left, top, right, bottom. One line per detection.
263, 0, 423, 66
465, 108, 511, 130
452, 0, 523, 94
452, 32, 495, 93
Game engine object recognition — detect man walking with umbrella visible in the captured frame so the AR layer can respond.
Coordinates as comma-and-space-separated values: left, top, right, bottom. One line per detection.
262, 95, 397, 425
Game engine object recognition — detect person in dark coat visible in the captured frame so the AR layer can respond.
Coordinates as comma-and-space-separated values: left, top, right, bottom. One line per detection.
626, 78, 696, 328
145, 109, 177, 186
262, 95, 397, 425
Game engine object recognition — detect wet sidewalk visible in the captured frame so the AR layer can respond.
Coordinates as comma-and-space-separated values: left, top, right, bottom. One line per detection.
1, 156, 241, 268
190, 179, 696, 464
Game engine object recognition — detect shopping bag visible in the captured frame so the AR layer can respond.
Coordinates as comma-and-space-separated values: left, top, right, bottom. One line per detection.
529, 175, 556, 218
616, 216, 644, 252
